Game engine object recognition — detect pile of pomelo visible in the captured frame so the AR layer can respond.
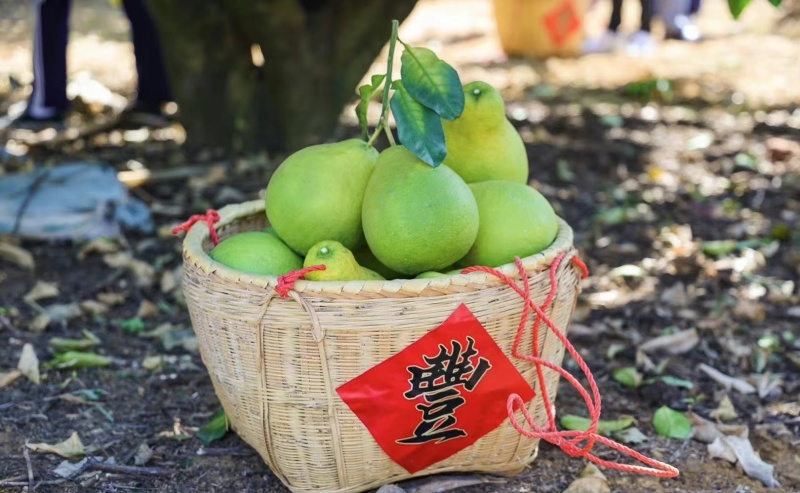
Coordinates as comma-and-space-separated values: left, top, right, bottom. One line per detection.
210, 81, 558, 282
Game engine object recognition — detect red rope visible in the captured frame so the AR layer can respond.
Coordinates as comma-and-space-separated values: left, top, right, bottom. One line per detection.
462, 255, 679, 478
275, 265, 326, 298
172, 210, 221, 246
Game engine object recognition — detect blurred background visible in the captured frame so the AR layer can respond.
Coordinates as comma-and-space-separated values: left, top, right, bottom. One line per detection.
1, 1, 799, 492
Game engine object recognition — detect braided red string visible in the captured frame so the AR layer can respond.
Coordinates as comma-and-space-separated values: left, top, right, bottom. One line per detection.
461, 255, 679, 478
275, 265, 326, 298
172, 210, 221, 246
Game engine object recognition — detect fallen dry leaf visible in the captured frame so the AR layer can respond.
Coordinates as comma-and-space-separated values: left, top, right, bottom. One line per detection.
136, 300, 158, 318
733, 300, 766, 324
103, 252, 156, 288
23, 281, 60, 303
80, 299, 109, 316
0, 369, 22, 388
708, 434, 781, 487
708, 436, 738, 462
754, 373, 783, 400
78, 237, 121, 259
689, 413, 748, 444
710, 395, 738, 421
698, 364, 756, 394
17, 343, 40, 384
26, 432, 86, 459
640, 328, 699, 355
160, 269, 177, 293
28, 314, 51, 333
134, 443, 153, 466
142, 355, 166, 371
43, 303, 82, 324
97, 292, 126, 305
563, 463, 610, 493
0, 242, 35, 270
660, 282, 690, 307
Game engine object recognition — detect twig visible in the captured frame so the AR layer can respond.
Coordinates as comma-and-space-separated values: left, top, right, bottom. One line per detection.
71, 457, 171, 478
0, 480, 66, 487
23, 445, 34, 491
195, 446, 255, 457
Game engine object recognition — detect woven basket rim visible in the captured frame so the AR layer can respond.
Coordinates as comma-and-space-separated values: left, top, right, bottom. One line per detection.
182, 199, 575, 292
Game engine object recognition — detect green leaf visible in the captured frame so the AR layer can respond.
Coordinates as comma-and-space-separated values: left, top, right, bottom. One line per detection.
728, 0, 752, 18
613, 367, 643, 388
197, 411, 229, 444
660, 375, 695, 390
768, 0, 782, 5
560, 415, 635, 436
390, 80, 447, 167
120, 317, 146, 334
400, 47, 464, 120
653, 406, 693, 439
49, 330, 101, 352
355, 74, 386, 139
43, 351, 112, 370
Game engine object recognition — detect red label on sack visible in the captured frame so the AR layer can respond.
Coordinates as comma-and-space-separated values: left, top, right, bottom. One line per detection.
336, 304, 536, 474
543, 0, 582, 47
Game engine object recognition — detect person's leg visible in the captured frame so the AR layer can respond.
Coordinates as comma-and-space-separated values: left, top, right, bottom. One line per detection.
609, 0, 624, 32
121, 0, 172, 108
640, 0, 653, 32
28, 0, 72, 119
689, 0, 701, 15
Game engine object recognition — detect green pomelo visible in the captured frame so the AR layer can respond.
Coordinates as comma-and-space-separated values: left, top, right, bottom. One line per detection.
442, 81, 528, 184
353, 246, 406, 280
362, 146, 479, 275
457, 180, 558, 268
209, 231, 303, 276
265, 139, 378, 255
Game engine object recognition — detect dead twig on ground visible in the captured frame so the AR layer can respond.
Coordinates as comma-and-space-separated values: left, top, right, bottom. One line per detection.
23, 444, 34, 491
68, 457, 171, 479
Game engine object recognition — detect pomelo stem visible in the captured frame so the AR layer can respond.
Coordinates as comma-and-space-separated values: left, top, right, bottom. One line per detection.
368, 19, 399, 148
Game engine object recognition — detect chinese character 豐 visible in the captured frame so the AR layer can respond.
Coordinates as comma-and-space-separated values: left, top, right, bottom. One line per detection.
397, 336, 491, 445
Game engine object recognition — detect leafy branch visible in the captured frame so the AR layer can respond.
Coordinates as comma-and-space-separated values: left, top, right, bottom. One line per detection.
356, 19, 465, 167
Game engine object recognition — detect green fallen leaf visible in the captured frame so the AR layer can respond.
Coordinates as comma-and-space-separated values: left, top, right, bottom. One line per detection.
560, 415, 635, 436
390, 80, 447, 167
399, 46, 464, 120
701, 239, 738, 257
49, 329, 101, 352
43, 351, 112, 370
556, 159, 575, 182
197, 411, 229, 444
660, 375, 695, 390
653, 406, 693, 439
120, 317, 146, 334
71, 388, 108, 401
613, 367, 643, 388
355, 74, 386, 138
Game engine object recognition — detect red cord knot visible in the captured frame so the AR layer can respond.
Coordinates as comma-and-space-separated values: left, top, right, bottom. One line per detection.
276, 265, 326, 298
172, 209, 221, 246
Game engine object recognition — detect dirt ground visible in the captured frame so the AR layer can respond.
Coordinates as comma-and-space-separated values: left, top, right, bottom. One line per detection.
1, 1, 799, 492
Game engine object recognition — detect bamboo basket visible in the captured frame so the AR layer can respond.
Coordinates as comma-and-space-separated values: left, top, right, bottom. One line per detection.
180, 199, 585, 493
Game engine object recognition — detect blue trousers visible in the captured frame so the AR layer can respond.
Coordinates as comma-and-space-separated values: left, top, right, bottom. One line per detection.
28, 0, 172, 117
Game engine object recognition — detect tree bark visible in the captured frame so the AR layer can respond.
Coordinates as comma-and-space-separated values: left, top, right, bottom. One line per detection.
147, 0, 418, 157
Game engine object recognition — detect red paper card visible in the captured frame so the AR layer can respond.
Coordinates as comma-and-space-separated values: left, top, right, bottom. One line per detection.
544, 0, 582, 47
336, 304, 536, 474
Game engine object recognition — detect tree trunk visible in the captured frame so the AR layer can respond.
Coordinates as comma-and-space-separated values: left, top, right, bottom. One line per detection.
147, 0, 418, 157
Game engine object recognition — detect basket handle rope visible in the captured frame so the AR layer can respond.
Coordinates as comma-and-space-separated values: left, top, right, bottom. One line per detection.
172, 209, 221, 246
462, 254, 680, 478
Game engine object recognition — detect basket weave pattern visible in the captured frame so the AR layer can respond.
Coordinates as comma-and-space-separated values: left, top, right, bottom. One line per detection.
181, 200, 584, 493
